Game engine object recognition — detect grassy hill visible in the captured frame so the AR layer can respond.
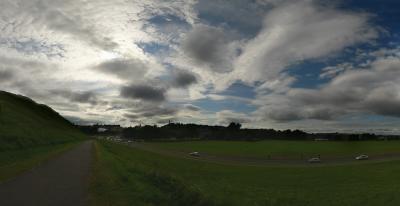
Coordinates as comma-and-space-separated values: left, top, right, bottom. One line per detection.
0, 91, 85, 151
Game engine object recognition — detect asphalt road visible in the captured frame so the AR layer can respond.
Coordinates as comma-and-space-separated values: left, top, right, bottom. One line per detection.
0, 141, 93, 206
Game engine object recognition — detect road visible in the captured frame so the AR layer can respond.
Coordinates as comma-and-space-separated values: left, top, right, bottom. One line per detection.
0, 141, 93, 206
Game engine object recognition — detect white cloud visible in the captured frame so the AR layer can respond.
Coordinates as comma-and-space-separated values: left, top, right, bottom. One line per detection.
1, 0, 399, 133
255, 48, 400, 122
0, 0, 198, 126
319, 63, 354, 79
230, 0, 378, 88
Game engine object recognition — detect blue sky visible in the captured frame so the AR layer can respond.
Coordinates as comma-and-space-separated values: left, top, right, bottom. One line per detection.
1, 0, 400, 134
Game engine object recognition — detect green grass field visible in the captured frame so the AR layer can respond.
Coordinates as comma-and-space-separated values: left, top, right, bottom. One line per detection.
2, 90, 400, 205
91, 140, 400, 206
148, 140, 400, 158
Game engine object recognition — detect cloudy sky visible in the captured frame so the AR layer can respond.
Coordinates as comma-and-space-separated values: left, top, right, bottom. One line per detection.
1, 0, 400, 134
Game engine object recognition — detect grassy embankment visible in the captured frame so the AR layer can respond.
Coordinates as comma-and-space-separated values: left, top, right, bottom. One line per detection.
91, 140, 400, 206
0, 91, 86, 181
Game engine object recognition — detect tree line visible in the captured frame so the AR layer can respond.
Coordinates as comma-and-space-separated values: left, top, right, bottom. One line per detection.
77, 122, 400, 141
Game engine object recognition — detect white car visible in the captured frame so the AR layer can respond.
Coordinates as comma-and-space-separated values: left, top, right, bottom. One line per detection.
308, 157, 321, 163
355, 154, 369, 160
189, 152, 200, 157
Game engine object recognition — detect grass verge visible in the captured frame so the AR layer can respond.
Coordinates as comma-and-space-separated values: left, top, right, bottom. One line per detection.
90, 140, 223, 206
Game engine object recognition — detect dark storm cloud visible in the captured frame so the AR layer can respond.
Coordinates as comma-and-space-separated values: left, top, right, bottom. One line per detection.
171, 70, 197, 88
70, 91, 98, 104
139, 107, 177, 118
96, 59, 148, 81
123, 113, 141, 120
218, 116, 251, 125
265, 109, 303, 122
365, 99, 400, 117
123, 106, 177, 123
216, 110, 252, 125
51, 90, 98, 105
0, 70, 14, 82
120, 84, 166, 102
183, 25, 224, 63
304, 107, 340, 121
363, 87, 400, 117
182, 25, 236, 73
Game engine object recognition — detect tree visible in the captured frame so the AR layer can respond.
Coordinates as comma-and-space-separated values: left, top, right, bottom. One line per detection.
227, 122, 241, 130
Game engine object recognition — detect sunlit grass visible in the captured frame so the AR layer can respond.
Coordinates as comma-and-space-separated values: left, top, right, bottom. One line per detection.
90, 141, 221, 206
90, 140, 400, 206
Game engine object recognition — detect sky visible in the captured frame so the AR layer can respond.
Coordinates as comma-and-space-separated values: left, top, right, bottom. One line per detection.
1, 0, 400, 134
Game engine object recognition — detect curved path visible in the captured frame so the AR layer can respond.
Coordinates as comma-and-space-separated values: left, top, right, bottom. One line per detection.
0, 141, 93, 206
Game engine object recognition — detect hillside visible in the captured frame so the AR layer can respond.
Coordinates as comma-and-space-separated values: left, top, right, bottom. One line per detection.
0, 91, 85, 151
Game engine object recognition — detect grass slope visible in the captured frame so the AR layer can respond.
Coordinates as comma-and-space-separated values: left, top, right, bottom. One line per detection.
0, 91, 85, 151
91, 140, 400, 206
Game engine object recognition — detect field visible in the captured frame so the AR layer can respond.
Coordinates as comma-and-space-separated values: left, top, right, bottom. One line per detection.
90, 140, 400, 206
148, 140, 400, 158
2, 88, 400, 206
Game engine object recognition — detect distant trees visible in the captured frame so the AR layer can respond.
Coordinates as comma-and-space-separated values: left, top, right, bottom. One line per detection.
227, 122, 241, 130
80, 122, 313, 141
77, 122, 398, 141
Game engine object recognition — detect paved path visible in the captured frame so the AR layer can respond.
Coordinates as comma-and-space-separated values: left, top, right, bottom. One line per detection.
0, 141, 93, 206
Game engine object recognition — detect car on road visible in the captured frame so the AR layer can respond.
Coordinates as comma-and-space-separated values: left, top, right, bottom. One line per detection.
308, 157, 321, 163
189, 152, 200, 157
355, 154, 369, 160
